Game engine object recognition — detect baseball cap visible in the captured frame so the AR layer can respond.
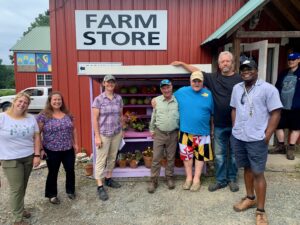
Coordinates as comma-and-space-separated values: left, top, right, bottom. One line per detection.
160, 79, 171, 87
190, 71, 204, 81
103, 74, 116, 82
239, 59, 258, 70
287, 53, 300, 60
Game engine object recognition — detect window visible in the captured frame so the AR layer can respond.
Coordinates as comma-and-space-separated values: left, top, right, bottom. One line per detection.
36, 74, 52, 86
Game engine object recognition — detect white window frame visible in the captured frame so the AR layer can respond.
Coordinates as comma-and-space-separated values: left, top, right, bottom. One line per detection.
36, 74, 52, 86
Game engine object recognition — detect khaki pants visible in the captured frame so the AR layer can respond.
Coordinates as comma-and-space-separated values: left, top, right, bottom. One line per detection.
2, 155, 33, 222
95, 132, 122, 179
151, 129, 178, 178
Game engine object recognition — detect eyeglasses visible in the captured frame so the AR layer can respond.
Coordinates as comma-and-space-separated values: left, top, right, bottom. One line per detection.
240, 91, 246, 105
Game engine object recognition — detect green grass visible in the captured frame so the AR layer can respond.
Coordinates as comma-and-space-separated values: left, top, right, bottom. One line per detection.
0, 89, 16, 96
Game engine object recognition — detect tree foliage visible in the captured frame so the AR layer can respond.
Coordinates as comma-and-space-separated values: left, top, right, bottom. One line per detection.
0, 60, 15, 89
9, 10, 50, 65
23, 10, 50, 36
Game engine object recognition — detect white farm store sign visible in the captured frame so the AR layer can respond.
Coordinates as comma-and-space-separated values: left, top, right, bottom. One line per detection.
75, 10, 167, 50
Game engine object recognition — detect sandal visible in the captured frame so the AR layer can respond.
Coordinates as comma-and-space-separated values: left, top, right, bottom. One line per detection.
49, 197, 60, 204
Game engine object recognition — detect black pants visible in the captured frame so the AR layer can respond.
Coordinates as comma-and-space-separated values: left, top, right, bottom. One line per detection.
44, 148, 75, 198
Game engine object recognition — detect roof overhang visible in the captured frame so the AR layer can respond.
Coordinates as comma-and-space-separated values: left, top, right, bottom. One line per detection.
201, 0, 270, 46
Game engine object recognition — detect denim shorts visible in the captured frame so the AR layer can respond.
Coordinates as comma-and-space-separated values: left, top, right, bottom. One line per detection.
230, 135, 268, 174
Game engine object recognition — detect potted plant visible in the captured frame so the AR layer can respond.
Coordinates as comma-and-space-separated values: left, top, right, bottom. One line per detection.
117, 152, 127, 168
84, 154, 93, 176
142, 146, 153, 168
128, 150, 143, 168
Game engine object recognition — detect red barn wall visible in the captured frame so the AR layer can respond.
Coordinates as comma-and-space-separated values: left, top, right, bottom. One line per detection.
49, 0, 246, 154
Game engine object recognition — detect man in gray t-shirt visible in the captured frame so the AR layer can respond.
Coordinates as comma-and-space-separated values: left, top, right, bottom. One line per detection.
271, 52, 300, 160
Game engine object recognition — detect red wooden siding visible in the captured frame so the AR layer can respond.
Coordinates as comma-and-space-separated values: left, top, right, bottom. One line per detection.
50, 0, 246, 154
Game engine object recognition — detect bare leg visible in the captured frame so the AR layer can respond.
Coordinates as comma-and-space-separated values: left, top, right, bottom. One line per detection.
193, 160, 204, 184
275, 129, 285, 142
183, 159, 193, 182
289, 130, 300, 145
244, 167, 255, 197
253, 172, 267, 209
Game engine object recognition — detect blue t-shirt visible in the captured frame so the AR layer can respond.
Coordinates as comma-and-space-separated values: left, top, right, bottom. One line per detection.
174, 86, 214, 135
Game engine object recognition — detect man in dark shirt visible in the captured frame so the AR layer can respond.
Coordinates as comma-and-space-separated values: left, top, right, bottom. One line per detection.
172, 51, 242, 192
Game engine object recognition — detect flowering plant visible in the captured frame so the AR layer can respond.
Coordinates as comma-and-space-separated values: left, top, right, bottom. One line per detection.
122, 111, 137, 130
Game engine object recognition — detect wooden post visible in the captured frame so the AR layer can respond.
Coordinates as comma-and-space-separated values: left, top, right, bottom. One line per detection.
232, 35, 241, 73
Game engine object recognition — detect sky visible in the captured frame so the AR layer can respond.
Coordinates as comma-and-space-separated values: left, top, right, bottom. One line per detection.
0, 0, 49, 65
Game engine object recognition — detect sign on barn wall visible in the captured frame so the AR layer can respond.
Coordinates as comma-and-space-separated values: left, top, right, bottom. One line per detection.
75, 10, 167, 50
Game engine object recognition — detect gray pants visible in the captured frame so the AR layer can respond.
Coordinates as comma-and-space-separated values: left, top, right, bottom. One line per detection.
2, 155, 33, 222
151, 129, 178, 178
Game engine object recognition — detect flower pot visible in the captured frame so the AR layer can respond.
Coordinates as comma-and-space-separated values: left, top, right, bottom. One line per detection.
84, 163, 93, 176
143, 155, 152, 168
160, 158, 167, 168
118, 159, 127, 168
129, 159, 138, 168
175, 158, 184, 167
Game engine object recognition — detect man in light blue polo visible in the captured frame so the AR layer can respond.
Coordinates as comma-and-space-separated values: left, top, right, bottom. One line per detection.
230, 59, 282, 225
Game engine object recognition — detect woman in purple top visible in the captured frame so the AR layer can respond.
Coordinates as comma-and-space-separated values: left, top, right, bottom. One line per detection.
37, 91, 79, 204
92, 74, 123, 201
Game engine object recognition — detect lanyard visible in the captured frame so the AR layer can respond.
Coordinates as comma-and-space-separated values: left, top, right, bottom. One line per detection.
243, 80, 258, 117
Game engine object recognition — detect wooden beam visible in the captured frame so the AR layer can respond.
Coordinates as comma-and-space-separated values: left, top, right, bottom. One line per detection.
236, 31, 300, 38
272, 0, 300, 29
290, 0, 300, 12
232, 36, 240, 72
263, 5, 287, 30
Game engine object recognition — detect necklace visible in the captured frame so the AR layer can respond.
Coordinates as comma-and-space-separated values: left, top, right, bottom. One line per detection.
243, 80, 258, 117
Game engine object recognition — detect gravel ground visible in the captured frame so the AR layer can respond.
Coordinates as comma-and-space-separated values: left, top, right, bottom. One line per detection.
1, 163, 300, 225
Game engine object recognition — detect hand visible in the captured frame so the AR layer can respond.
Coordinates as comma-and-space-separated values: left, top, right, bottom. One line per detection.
151, 98, 157, 108
73, 144, 79, 154
40, 150, 48, 160
95, 136, 102, 149
33, 157, 40, 168
171, 61, 183, 66
150, 131, 155, 138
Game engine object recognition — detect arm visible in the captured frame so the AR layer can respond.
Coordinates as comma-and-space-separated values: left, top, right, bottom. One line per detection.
149, 107, 157, 137
38, 121, 46, 159
210, 116, 214, 139
92, 108, 102, 148
265, 109, 281, 144
171, 61, 199, 73
33, 132, 41, 167
231, 107, 236, 127
72, 127, 79, 154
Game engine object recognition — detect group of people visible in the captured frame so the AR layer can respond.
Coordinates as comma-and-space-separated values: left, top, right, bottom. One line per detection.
1, 51, 299, 225
0, 91, 78, 225
144, 51, 297, 225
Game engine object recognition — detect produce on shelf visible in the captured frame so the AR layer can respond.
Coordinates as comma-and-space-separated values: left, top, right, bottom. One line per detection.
129, 86, 138, 94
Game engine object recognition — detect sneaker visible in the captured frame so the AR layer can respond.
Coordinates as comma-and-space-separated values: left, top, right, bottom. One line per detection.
97, 187, 109, 201
147, 180, 158, 193
105, 178, 121, 188
268, 144, 286, 154
208, 182, 227, 192
166, 177, 175, 190
286, 145, 295, 160
256, 210, 268, 225
228, 181, 239, 192
233, 197, 257, 212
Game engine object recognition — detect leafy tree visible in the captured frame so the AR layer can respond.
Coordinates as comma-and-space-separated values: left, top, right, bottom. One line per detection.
0, 60, 15, 89
24, 10, 50, 36
9, 10, 50, 64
